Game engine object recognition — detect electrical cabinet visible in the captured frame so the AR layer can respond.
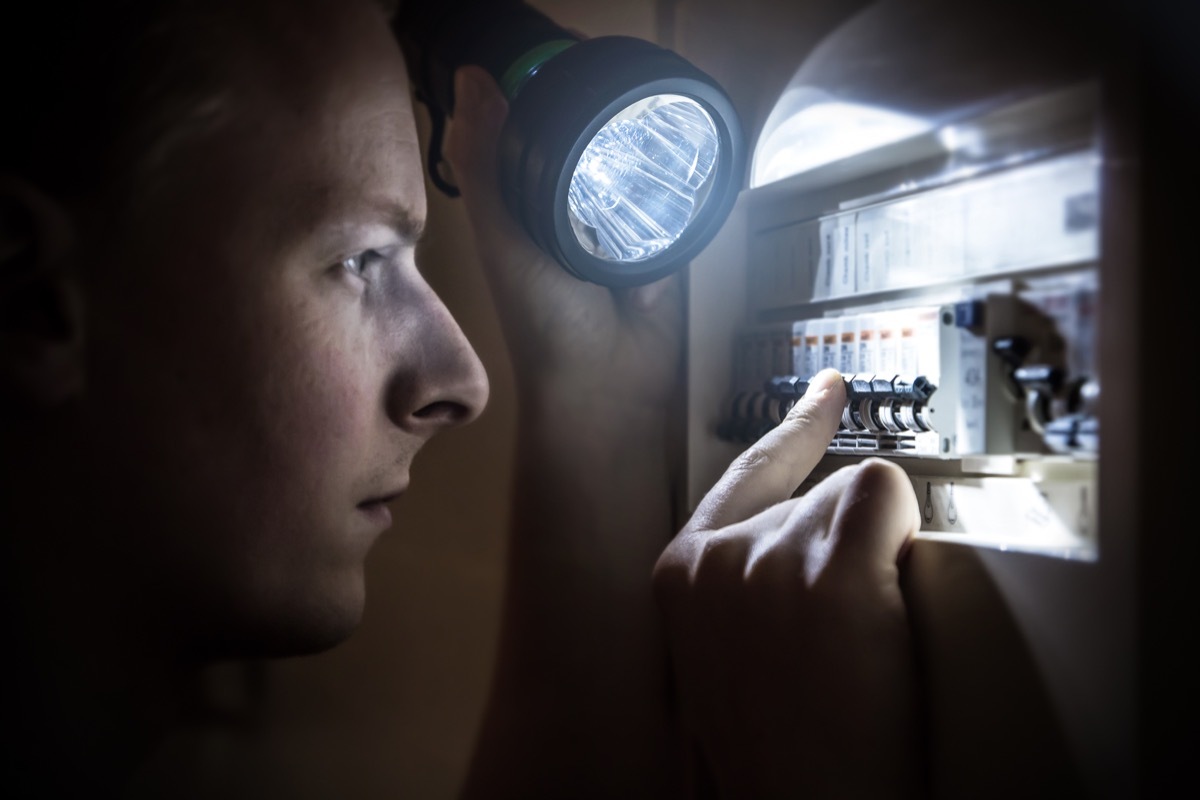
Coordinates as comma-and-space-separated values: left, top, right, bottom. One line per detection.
685, 74, 1134, 797
695, 83, 1101, 558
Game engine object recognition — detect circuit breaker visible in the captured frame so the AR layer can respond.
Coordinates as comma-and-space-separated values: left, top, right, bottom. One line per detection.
687, 83, 1101, 560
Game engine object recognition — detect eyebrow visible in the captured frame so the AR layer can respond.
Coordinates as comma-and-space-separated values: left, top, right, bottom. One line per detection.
297, 193, 428, 257
384, 202, 426, 245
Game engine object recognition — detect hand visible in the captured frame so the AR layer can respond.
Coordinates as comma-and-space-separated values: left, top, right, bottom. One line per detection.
441, 66, 683, 415
447, 67, 686, 797
653, 368, 924, 798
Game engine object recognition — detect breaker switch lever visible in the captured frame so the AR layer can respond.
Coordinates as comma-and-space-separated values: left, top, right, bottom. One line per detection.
1013, 364, 1065, 435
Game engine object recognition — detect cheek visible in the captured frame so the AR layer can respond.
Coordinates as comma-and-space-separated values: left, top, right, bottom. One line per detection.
254, 291, 382, 484
114, 265, 383, 510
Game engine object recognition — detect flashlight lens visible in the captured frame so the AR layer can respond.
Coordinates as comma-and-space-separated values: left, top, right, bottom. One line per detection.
567, 95, 720, 264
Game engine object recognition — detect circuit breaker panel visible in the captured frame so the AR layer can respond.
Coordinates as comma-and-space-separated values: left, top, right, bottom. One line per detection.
687, 83, 1101, 560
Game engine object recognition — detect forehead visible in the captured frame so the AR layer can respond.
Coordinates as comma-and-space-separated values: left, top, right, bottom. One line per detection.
155, 0, 426, 242
250, 0, 425, 219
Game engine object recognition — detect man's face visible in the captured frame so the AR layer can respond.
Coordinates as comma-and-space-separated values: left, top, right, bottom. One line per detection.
75, 0, 489, 656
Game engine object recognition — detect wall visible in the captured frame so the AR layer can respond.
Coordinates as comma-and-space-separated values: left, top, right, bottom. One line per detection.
673, 0, 870, 170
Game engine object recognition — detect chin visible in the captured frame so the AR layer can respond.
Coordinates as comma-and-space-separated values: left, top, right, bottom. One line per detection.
284, 581, 369, 656
264, 603, 365, 657
199, 573, 368, 660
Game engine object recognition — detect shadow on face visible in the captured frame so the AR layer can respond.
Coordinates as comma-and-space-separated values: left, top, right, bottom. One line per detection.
1, 0, 489, 662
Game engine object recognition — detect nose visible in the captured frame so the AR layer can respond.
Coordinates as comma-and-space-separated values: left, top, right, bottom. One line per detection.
385, 282, 489, 437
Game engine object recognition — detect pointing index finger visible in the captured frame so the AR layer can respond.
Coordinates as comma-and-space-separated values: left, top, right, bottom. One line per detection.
688, 368, 845, 534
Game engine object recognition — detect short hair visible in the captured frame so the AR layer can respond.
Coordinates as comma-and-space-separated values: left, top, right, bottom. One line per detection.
1, 0, 400, 201
2, 1, 233, 199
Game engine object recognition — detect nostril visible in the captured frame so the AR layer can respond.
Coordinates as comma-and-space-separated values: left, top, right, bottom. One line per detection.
412, 400, 471, 425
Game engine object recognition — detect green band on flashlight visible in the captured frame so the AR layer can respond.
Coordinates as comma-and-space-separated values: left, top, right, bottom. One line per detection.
500, 39, 577, 100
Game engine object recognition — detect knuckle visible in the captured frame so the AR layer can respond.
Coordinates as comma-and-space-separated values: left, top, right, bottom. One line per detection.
741, 553, 783, 592
653, 528, 762, 609
745, 524, 813, 592
847, 457, 911, 504
779, 402, 820, 431
692, 532, 744, 591
731, 442, 774, 476
652, 543, 691, 599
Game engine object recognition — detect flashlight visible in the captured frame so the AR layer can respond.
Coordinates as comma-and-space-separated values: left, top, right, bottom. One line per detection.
394, 0, 745, 288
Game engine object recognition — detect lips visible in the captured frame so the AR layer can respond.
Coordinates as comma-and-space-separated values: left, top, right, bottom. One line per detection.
359, 489, 404, 507
357, 486, 406, 528
357, 499, 395, 528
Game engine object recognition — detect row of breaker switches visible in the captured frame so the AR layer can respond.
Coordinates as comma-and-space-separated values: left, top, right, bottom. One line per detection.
717, 374, 939, 444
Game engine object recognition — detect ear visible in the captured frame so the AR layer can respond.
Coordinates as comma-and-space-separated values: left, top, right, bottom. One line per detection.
0, 177, 84, 409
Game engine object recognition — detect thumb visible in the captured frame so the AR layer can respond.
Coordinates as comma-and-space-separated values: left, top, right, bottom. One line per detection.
688, 368, 845, 533
444, 65, 559, 298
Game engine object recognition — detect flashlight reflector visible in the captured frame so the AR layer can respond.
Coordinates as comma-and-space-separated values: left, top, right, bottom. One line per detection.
567, 95, 720, 264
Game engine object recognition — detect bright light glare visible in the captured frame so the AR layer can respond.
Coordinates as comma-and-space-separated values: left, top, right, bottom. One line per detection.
752, 94, 930, 187
568, 95, 719, 263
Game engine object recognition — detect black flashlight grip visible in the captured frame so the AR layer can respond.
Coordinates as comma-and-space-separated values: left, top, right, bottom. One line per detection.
393, 0, 580, 118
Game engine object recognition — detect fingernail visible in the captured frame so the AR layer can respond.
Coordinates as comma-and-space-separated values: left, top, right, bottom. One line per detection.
807, 368, 843, 396
455, 67, 480, 107
456, 67, 508, 127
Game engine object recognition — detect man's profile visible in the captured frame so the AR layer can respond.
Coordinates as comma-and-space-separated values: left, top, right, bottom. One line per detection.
1, 1, 923, 797
3, 0, 488, 791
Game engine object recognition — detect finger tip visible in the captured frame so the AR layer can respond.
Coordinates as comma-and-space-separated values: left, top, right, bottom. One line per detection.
811, 367, 844, 395
786, 368, 844, 427
452, 67, 474, 105
454, 64, 489, 90
453, 66, 508, 123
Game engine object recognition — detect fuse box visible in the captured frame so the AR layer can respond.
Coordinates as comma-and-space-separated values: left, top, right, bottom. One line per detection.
687, 82, 1101, 560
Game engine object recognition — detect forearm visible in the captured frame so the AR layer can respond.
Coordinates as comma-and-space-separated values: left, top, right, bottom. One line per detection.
463, 389, 681, 797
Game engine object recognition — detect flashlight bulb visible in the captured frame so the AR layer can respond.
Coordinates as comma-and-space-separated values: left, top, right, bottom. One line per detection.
567, 94, 720, 264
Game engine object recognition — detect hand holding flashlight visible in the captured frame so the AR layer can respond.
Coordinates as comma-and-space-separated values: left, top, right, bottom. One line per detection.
396, 0, 743, 287
445, 65, 683, 413
448, 64, 689, 797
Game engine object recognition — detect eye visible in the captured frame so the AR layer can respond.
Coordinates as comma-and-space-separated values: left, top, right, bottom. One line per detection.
339, 248, 389, 279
